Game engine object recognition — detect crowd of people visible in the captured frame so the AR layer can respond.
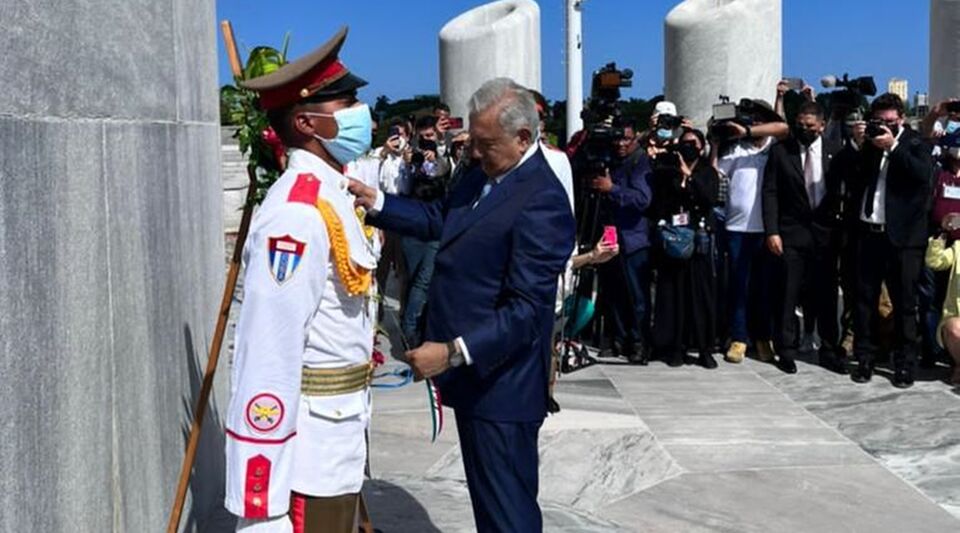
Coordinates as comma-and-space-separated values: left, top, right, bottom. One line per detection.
353, 80, 960, 392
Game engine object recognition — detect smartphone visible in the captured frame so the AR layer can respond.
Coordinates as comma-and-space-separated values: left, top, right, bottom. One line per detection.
388, 125, 401, 137
947, 101, 960, 114
784, 77, 805, 91
602, 226, 618, 247
712, 102, 738, 122
448, 117, 464, 129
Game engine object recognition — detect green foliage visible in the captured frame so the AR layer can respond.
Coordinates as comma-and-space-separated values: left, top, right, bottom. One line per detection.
220, 41, 289, 204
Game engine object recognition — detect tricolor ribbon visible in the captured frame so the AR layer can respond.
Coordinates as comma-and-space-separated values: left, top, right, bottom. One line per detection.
426, 378, 443, 443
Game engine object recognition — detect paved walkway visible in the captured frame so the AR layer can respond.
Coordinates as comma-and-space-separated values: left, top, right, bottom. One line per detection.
367, 328, 960, 532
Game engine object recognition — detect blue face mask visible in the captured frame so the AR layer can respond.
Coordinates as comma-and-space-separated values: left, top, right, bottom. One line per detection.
306, 104, 372, 165
947, 121, 960, 135
656, 128, 675, 141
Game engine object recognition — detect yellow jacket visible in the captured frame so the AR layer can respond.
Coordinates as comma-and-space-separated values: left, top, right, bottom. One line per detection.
925, 237, 960, 346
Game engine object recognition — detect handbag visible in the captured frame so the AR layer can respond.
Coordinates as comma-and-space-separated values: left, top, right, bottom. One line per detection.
657, 221, 695, 260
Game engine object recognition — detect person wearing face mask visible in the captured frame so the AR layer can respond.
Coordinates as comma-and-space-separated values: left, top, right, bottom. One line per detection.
762, 102, 845, 375
849, 93, 936, 388
224, 28, 381, 532
925, 135, 960, 385
650, 128, 720, 368
713, 98, 790, 365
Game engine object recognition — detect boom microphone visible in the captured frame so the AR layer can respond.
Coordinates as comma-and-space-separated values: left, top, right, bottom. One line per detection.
821, 75, 838, 89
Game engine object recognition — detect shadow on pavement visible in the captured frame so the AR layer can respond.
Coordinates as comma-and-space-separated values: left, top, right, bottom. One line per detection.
364, 479, 444, 533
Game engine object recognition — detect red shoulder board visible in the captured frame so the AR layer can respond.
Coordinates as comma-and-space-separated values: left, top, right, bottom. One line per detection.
287, 173, 321, 205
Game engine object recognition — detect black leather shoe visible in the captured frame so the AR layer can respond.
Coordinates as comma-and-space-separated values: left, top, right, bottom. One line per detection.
666, 352, 685, 367
627, 349, 649, 366
892, 366, 915, 389
548, 396, 561, 414
818, 351, 848, 375
776, 356, 798, 374
851, 362, 874, 383
698, 352, 718, 369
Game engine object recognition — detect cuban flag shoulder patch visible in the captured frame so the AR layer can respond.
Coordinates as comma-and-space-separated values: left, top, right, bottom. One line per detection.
267, 235, 306, 285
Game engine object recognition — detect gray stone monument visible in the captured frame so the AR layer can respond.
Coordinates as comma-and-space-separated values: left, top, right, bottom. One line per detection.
0, 1, 225, 531
664, 0, 782, 127
931, 0, 960, 103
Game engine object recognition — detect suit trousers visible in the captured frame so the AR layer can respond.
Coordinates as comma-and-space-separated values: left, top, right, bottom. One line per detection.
455, 411, 543, 533
775, 243, 840, 360
853, 230, 925, 368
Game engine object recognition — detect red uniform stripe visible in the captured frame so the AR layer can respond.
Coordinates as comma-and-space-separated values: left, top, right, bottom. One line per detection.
290, 492, 306, 533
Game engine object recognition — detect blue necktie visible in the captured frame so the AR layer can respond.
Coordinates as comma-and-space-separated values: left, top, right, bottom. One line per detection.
473, 179, 496, 209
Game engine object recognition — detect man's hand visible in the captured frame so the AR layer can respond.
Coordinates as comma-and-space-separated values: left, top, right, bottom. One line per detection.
424, 150, 437, 162
347, 179, 378, 210
870, 125, 896, 151
851, 121, 867, 148
801, 85, 816, 102
383, 135, 401, 155
436, 117, 451, 135
406, 341, 451, 380
776, 80, 789, 98
727, 122, 749, 140
591, 170, 614, 193
766, 235, 784, 256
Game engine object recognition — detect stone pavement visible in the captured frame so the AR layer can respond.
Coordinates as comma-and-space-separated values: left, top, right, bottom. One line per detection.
367, 307, 960, 532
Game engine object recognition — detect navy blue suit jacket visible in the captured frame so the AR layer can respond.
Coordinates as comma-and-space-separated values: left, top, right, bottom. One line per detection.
372, 149, 576, 422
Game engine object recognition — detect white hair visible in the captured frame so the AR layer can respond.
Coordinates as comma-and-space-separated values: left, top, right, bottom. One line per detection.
468, 78, 540, 141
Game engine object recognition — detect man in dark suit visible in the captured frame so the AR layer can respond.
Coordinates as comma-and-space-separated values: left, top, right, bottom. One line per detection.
763, 102, 845, 375
848, 93, 935, 388
349, 78, 576, 532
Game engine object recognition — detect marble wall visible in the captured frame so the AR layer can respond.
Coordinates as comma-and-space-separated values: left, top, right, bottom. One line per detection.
0, 1, 225, 531
439, 0, 541, 126
931, 0, 960, 103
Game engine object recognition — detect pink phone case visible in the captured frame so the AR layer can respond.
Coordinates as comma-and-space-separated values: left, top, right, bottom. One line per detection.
602, 226, 618, 246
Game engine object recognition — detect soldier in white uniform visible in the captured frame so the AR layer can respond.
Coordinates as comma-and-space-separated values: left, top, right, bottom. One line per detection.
224, 28, 380, 532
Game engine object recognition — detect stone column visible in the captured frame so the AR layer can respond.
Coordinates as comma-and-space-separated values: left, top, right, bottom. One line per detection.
664, 0, 782, 127
439, 0, 541, 125
0, 1, 225, 531
931, 0, 960, 104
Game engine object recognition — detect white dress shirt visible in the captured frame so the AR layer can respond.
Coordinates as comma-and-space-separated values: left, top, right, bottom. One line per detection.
799, 137, 825, 208
860, 128, 904, 225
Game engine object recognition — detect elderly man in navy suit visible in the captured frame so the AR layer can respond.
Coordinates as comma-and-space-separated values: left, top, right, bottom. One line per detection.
350, 78, 575, 532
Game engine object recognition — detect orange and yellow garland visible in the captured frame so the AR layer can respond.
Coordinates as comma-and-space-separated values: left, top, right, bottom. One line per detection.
315, 198, 372, 296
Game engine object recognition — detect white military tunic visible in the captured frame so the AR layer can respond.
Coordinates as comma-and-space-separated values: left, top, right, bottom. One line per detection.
225, 148, 378, 522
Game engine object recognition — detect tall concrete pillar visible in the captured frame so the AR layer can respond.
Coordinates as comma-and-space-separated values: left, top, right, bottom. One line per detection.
664, 0, 782, 127
439, 0, 541, 125
0, 1, 225, 531
931, 0, 960, 103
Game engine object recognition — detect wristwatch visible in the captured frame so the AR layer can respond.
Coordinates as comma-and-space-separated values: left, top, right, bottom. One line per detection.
446, 340, 465, 367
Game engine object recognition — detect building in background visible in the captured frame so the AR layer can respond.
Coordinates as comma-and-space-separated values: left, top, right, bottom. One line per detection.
889, 78, 909, 103
915, 92, 930, 117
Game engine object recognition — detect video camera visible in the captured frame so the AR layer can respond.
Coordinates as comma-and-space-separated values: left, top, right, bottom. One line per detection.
820, 73, 877, 133
709, 96, 759, 142
578, 62, 634, 173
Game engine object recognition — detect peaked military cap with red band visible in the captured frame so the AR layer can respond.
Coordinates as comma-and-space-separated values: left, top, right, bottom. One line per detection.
240, 27, 367, 111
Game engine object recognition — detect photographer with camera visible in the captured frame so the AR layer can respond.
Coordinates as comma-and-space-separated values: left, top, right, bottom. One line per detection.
374, 119, 413, 315
399, 115, 453, 345
650, 127, 720, 368
587, 119, 655, 364
762, 102, 845, 375
712, 97, 790, 364
849, 93, 935, 388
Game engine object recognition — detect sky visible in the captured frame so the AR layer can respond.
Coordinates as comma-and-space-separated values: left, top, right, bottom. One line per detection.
216, 0, 930, 103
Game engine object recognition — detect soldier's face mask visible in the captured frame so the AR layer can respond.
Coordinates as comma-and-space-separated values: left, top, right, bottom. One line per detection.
304, 103, 372, 165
